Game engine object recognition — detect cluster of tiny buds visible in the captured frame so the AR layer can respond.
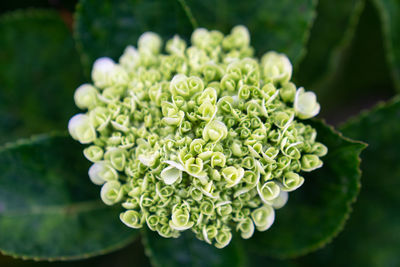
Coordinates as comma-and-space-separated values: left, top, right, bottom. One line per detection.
68, 25, 326, 248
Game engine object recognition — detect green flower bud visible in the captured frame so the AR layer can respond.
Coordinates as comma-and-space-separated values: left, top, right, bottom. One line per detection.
281, 172, 305, 192
88, 161, 118, 185
119, 45, 140, 71
237, 217, 255, 239
273, 111, 294, 128
191, 28, 210, 49
202, 62, 223, 82
166, 35, 186, 56
223, 25, 250, 50
222, 166, 245, 188
198, 87, 217, 105
120, 210, 143, 229
74, 84, 98, 110
215, 229, 232, 249
279, 82, 296, 102
83, 145, 103, 162
104, 148, 126, 171
101, 180, 123, 205
251, 205, 275, 231
301, 154, 323, 171
138, 32, 162, 54
169, 204, 194, 231
211, 152, 226, 168
261, 51, 292, 84
197, 101, 217, 121
312, 142, 328, 157
257, 181, 280, 203
203, 120, 228, 142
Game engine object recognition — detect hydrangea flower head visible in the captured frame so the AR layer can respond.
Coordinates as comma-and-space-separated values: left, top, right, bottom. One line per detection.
69, 25, 326, 248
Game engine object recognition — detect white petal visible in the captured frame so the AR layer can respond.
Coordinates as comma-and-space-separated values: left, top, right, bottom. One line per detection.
160, 166, 181, 185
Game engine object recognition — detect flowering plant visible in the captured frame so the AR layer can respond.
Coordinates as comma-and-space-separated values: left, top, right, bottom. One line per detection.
1, 0, 399, 266
69, 26, 326, 248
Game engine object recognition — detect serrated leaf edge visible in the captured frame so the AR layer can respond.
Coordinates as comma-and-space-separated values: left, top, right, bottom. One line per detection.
339, 94, 400, 131
142, 229, 248, 267
0, 132, 139, 261
257, 120, 367, 259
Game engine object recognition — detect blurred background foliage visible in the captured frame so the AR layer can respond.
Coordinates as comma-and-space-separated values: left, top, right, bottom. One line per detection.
0, 0, 399, 266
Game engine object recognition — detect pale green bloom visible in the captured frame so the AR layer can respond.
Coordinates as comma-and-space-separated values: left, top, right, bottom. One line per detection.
281, 172, 305, 192
160, 166, 182, 185
100, 180, 124, 205
202, 120, 228, 142
119, 45, 140, 71
120, 210, 143, 229
169, 204, 194, 231
138, 32, 162, 54
74, 84, 98, 109
83, 145, 103, 162
251, 205, 275, 231
294, 87, 321, 119
68, 114, 96, 144
91, 57, 115, 89
69, 25, 326, 249
88, 161, 118, 185
261, 51, 292, 84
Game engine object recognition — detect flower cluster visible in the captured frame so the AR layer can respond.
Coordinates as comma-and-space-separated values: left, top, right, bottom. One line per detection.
68, 25, 326, 248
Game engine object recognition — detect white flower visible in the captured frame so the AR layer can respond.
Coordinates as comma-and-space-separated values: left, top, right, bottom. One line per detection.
68, 114, 96, 144
91, 57, 115, 89
294, 87, 321, 119
74, 83, 98, 109
138, 32, 162, 54
88, 161, 118, 185
119, 45, 140, 70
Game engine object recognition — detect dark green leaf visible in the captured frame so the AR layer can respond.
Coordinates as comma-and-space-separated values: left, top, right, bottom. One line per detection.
181, 0, 317, 64
244, 121, 366, 258
143, 230, 246, 267
0, 1, 49, 13
245, 251, 296, 267
75, 0, 193, 73
297, 96, 400, 266
302, 1, 395, 122
373, 0, 400, 91
0, 240, 151, 267
75, 0, 316, 72
295, 0, 364, 88
0, 10, 84, 144
0, 134, 138, 260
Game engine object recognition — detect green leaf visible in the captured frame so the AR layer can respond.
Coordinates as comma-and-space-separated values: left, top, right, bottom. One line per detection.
297, 96, 400, 266
180, 0, 317, 64
0, 10, 84, 144
244, 120, 366, 258
301, 1, 395, 118
373, 0, 400, 91
245, 251, 296, 267
75, 0, 316, 72
295, 0, 364, 88
75, 0, 193, 73
0, 1, 49, 12
0, 134, 138, 260
143, 230, 246, 267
